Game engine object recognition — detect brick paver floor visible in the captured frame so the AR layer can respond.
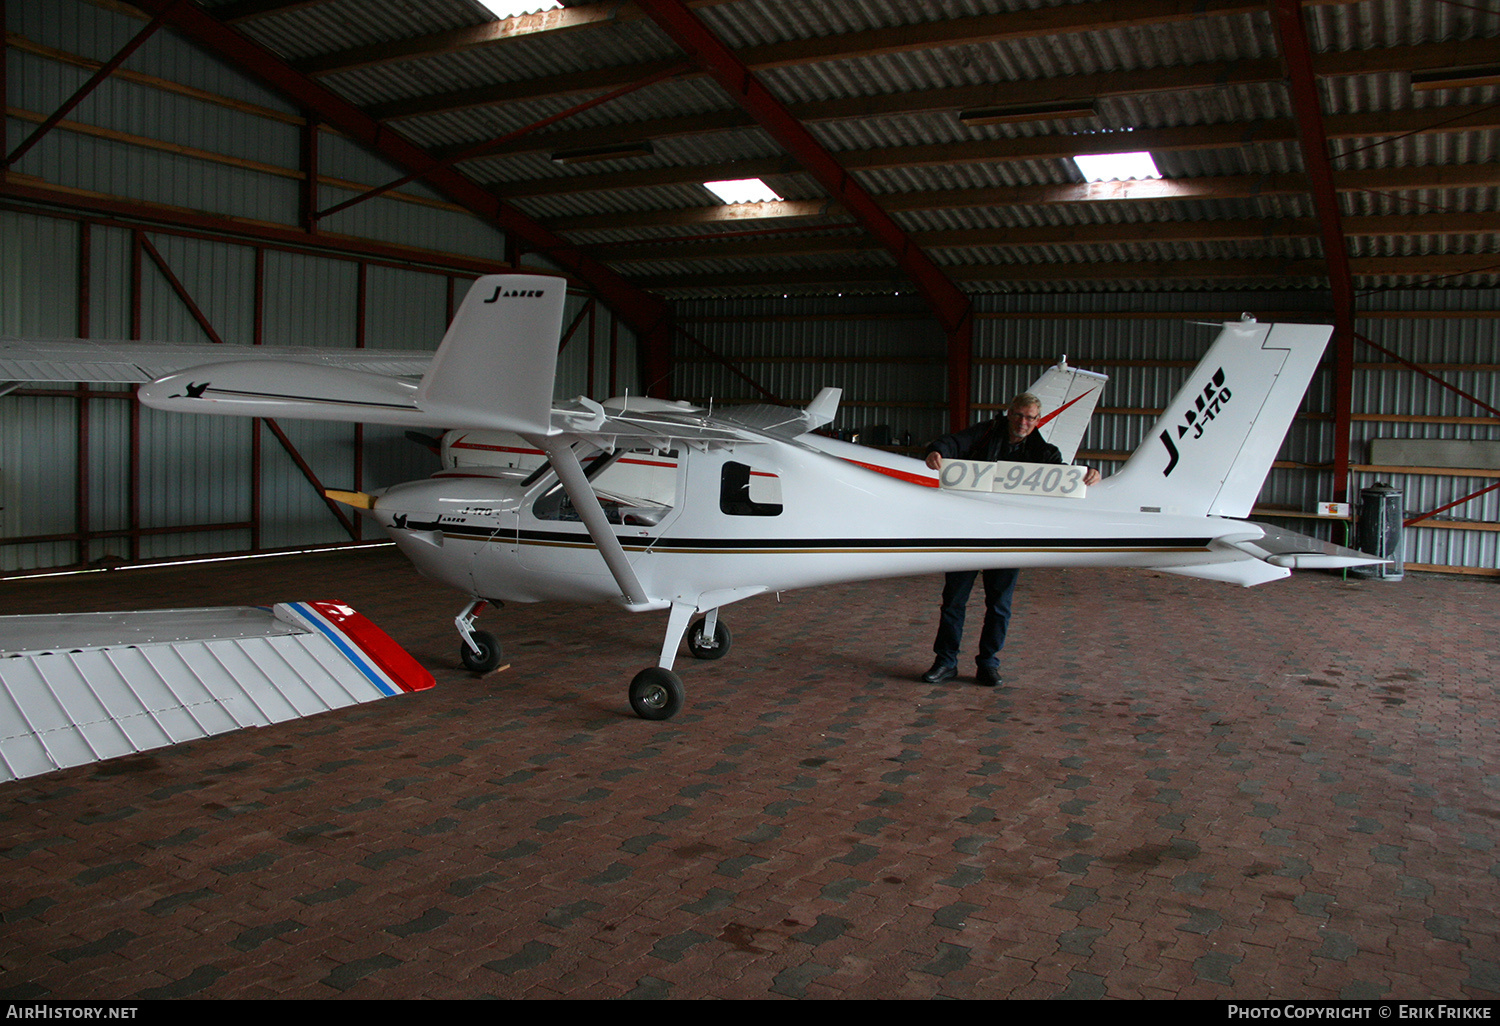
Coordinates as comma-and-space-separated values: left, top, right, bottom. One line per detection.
0, 549, 1495, 999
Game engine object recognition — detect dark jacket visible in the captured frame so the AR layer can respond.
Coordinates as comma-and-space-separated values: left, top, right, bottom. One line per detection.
926, 418, 1063, 466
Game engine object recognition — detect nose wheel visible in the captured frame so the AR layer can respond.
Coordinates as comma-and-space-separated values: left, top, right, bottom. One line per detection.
456, 599, 504, 672
459, 629, 502, 672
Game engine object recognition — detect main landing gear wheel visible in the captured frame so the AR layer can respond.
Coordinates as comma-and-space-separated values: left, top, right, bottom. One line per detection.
459, 630, 503, 672
687, 618, 732, 660
629, 667, 684, 721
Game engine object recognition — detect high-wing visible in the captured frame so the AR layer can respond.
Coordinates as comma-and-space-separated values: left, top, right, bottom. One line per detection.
0, 337, 434, 387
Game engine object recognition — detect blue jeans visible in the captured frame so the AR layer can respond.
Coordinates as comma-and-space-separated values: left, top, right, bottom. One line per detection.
932, 568, 1019, 669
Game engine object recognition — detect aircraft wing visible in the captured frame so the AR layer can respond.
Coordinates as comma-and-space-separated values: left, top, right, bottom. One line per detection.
0, 337, 434, 387
711, 387, 842, 439
553, 397, 777, 448
0, 601, 433, 783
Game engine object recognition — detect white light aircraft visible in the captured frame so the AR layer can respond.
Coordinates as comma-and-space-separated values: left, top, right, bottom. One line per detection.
4, 273, 1381, 720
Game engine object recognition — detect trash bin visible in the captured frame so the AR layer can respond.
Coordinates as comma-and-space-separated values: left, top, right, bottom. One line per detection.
1352, 483, 1404, 581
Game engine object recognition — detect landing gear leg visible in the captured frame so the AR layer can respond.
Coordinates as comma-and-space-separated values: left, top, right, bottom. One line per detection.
456, 598, 503, 672
627, 602, 693, 720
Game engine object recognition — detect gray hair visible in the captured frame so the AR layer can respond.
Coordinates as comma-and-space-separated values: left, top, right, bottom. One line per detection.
1009, 392, 1042, 411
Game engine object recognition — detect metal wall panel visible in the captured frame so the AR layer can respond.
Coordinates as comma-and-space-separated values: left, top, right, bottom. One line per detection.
674, 295, 945, 440
316, 136, 508, 259
2, 0, 660, 574
7, 45, 303, 227
0, 210, 81, 570
0, 396, 79, 572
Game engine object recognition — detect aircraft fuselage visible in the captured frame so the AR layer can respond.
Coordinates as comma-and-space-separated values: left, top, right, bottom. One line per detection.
372, 437, 1251, 610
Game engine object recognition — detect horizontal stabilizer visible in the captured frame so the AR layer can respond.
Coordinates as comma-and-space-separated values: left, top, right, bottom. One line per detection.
0, 602, 432, 783
1230, 522, 1389, 569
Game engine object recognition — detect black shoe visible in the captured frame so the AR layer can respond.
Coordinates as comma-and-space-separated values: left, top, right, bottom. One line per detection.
976, 666, 1003, 687
921, 661, 958, 683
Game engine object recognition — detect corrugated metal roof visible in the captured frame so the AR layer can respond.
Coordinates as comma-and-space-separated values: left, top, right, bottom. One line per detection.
25, 0, 1500, 301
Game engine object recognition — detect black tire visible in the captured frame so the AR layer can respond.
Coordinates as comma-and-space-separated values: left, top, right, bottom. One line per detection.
459, 630, 502, 672
629, 667, 685, 721
687, 618, 732, 660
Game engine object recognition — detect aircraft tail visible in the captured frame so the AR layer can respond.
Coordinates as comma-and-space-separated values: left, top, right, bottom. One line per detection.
1090, 319, 1331, 518
1029, 358, 1108, 464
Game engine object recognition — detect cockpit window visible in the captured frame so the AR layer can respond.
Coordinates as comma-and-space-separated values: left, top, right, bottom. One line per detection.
532, 447, 678, 526
720, 461, 782, 517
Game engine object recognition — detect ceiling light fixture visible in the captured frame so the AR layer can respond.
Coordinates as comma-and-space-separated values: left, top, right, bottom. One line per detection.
958, 101, 1097, 127
703, 178, 782, 204
474, 0, 562, 19
1410, 64, 1500, 91
551, 141, 655, 164
1072, 150, 1162, 182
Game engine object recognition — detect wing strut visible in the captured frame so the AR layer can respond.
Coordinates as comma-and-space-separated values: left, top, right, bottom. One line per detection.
531, 436, 651, 607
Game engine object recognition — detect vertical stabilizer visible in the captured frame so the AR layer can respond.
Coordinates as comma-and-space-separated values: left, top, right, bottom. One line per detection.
1091, 320, 1331, 518
415, 274, 568, 433
1029, 358, 1109, 464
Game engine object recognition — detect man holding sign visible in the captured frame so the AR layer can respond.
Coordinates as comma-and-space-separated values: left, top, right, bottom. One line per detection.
919, 392, 1101, 686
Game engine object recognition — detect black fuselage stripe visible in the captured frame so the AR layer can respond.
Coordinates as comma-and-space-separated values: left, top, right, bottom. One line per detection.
424, 525, 1214, 550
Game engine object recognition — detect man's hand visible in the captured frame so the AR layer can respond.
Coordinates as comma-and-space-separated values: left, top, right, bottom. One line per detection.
1083, 467, 1101, 486
925, 452, 943, 470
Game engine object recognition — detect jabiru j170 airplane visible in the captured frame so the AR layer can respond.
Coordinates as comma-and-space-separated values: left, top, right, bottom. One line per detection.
2, 273, 1381, 722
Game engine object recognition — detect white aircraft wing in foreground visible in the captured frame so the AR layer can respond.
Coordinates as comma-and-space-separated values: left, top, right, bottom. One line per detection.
10, 273, 1384, 721
0, 337, 433, 390
0, 601, 433, 782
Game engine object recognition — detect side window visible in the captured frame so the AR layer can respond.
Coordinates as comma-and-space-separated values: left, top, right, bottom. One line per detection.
720, 461, 783, 517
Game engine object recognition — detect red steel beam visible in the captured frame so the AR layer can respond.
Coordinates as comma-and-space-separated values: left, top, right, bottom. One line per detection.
630, 0, 976, 428
1273, 0, 1356, 501
252, 248, 264, 551
1, 183, 509, 278
125, 0, 673, 350
130, 231, 143, 561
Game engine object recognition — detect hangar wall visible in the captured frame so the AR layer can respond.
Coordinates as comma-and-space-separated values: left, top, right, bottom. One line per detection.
3, 0, 1494, 576
1, 0, 636, 573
